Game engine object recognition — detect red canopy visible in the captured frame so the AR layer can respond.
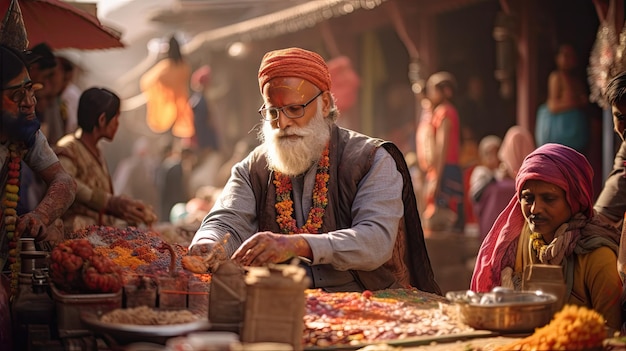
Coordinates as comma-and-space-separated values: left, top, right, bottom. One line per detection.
0, 0, 124, 50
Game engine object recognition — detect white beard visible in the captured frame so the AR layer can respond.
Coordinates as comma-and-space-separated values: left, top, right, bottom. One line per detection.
260, 99, 331, 176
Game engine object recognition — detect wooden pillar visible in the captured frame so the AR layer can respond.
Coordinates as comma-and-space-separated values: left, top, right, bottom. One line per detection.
417, 11, 435, 77
515, 0, 538, 133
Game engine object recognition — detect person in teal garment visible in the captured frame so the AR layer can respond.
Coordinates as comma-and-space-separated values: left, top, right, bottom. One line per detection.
535, 43, 589, 153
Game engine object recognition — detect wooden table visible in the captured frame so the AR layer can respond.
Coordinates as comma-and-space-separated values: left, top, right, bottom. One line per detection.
401, 336, 522, 351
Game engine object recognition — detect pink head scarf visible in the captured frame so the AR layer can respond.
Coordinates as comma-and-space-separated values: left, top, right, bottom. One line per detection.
498, 126, 535, 178
471, 143, 594, 292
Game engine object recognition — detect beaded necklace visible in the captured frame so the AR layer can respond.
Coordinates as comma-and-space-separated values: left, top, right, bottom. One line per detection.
273, 145, 330, 234
3, 143, 24, 297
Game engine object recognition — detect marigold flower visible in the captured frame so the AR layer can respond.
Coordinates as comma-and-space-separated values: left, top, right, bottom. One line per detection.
274, 144, 330, 234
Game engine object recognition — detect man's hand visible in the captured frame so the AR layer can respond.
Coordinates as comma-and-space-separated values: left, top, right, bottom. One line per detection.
188, 242, 215, 256
231, 232, 311, 266
16, 210, 48, 241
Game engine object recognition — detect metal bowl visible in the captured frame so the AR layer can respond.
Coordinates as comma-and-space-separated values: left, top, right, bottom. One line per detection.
80, 310, 211, 346
446, 288, 558, 333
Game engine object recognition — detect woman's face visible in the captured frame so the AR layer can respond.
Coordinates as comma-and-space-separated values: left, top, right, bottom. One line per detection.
520, 179, 572, 240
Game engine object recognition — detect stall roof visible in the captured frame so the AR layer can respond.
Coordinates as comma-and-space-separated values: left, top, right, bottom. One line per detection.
154, 0, 388, 54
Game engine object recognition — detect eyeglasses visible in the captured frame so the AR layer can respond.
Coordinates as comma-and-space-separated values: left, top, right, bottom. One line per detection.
2, 81, 43, 103
258, 90, 323, 121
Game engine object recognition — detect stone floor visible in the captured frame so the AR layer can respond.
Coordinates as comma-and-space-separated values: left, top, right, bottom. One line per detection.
424, 231, 483, 295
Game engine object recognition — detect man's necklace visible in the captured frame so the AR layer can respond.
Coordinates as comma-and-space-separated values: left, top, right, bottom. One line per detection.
273, 144, 330, 234
530, 232, 547, 258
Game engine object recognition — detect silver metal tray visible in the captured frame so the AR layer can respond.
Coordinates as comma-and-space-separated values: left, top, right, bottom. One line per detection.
80, 310, 211, 346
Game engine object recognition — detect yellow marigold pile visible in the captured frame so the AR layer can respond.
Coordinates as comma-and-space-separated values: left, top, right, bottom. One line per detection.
94, 246, 146, 270
495, 304, 606, 351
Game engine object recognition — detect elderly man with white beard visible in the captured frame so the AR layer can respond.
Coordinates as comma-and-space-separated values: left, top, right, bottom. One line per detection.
189, 47, 440, 294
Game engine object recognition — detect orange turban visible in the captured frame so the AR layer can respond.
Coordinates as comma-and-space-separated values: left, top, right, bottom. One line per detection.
258, 47, 331, 92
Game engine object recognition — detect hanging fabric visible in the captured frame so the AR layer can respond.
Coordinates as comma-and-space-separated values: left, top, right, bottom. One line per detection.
321, 22, 361, 113
588, 0, 621, 109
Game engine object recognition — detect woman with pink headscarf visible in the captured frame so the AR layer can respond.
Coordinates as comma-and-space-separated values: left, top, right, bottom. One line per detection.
498, 126, 535, 179
471, 126, 535, 239
471, 143, 622, 330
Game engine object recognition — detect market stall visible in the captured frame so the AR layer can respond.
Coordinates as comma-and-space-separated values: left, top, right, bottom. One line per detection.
7, 225, 624, 351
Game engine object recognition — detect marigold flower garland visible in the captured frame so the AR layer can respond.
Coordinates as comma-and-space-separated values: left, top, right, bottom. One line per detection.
273, 145, 330, 234
4, 143, 24, 297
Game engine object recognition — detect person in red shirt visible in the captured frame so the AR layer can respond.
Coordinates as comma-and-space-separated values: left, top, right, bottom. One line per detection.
416, 72, 463, 233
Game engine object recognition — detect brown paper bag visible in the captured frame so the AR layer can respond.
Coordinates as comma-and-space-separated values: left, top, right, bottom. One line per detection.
522, 264, 566, 312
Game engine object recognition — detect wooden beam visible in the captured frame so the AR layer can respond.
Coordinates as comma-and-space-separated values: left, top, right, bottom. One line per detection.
515, 0, 538, 133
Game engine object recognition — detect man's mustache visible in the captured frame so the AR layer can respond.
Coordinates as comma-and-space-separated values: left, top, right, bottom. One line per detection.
269, 127, 306, 140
